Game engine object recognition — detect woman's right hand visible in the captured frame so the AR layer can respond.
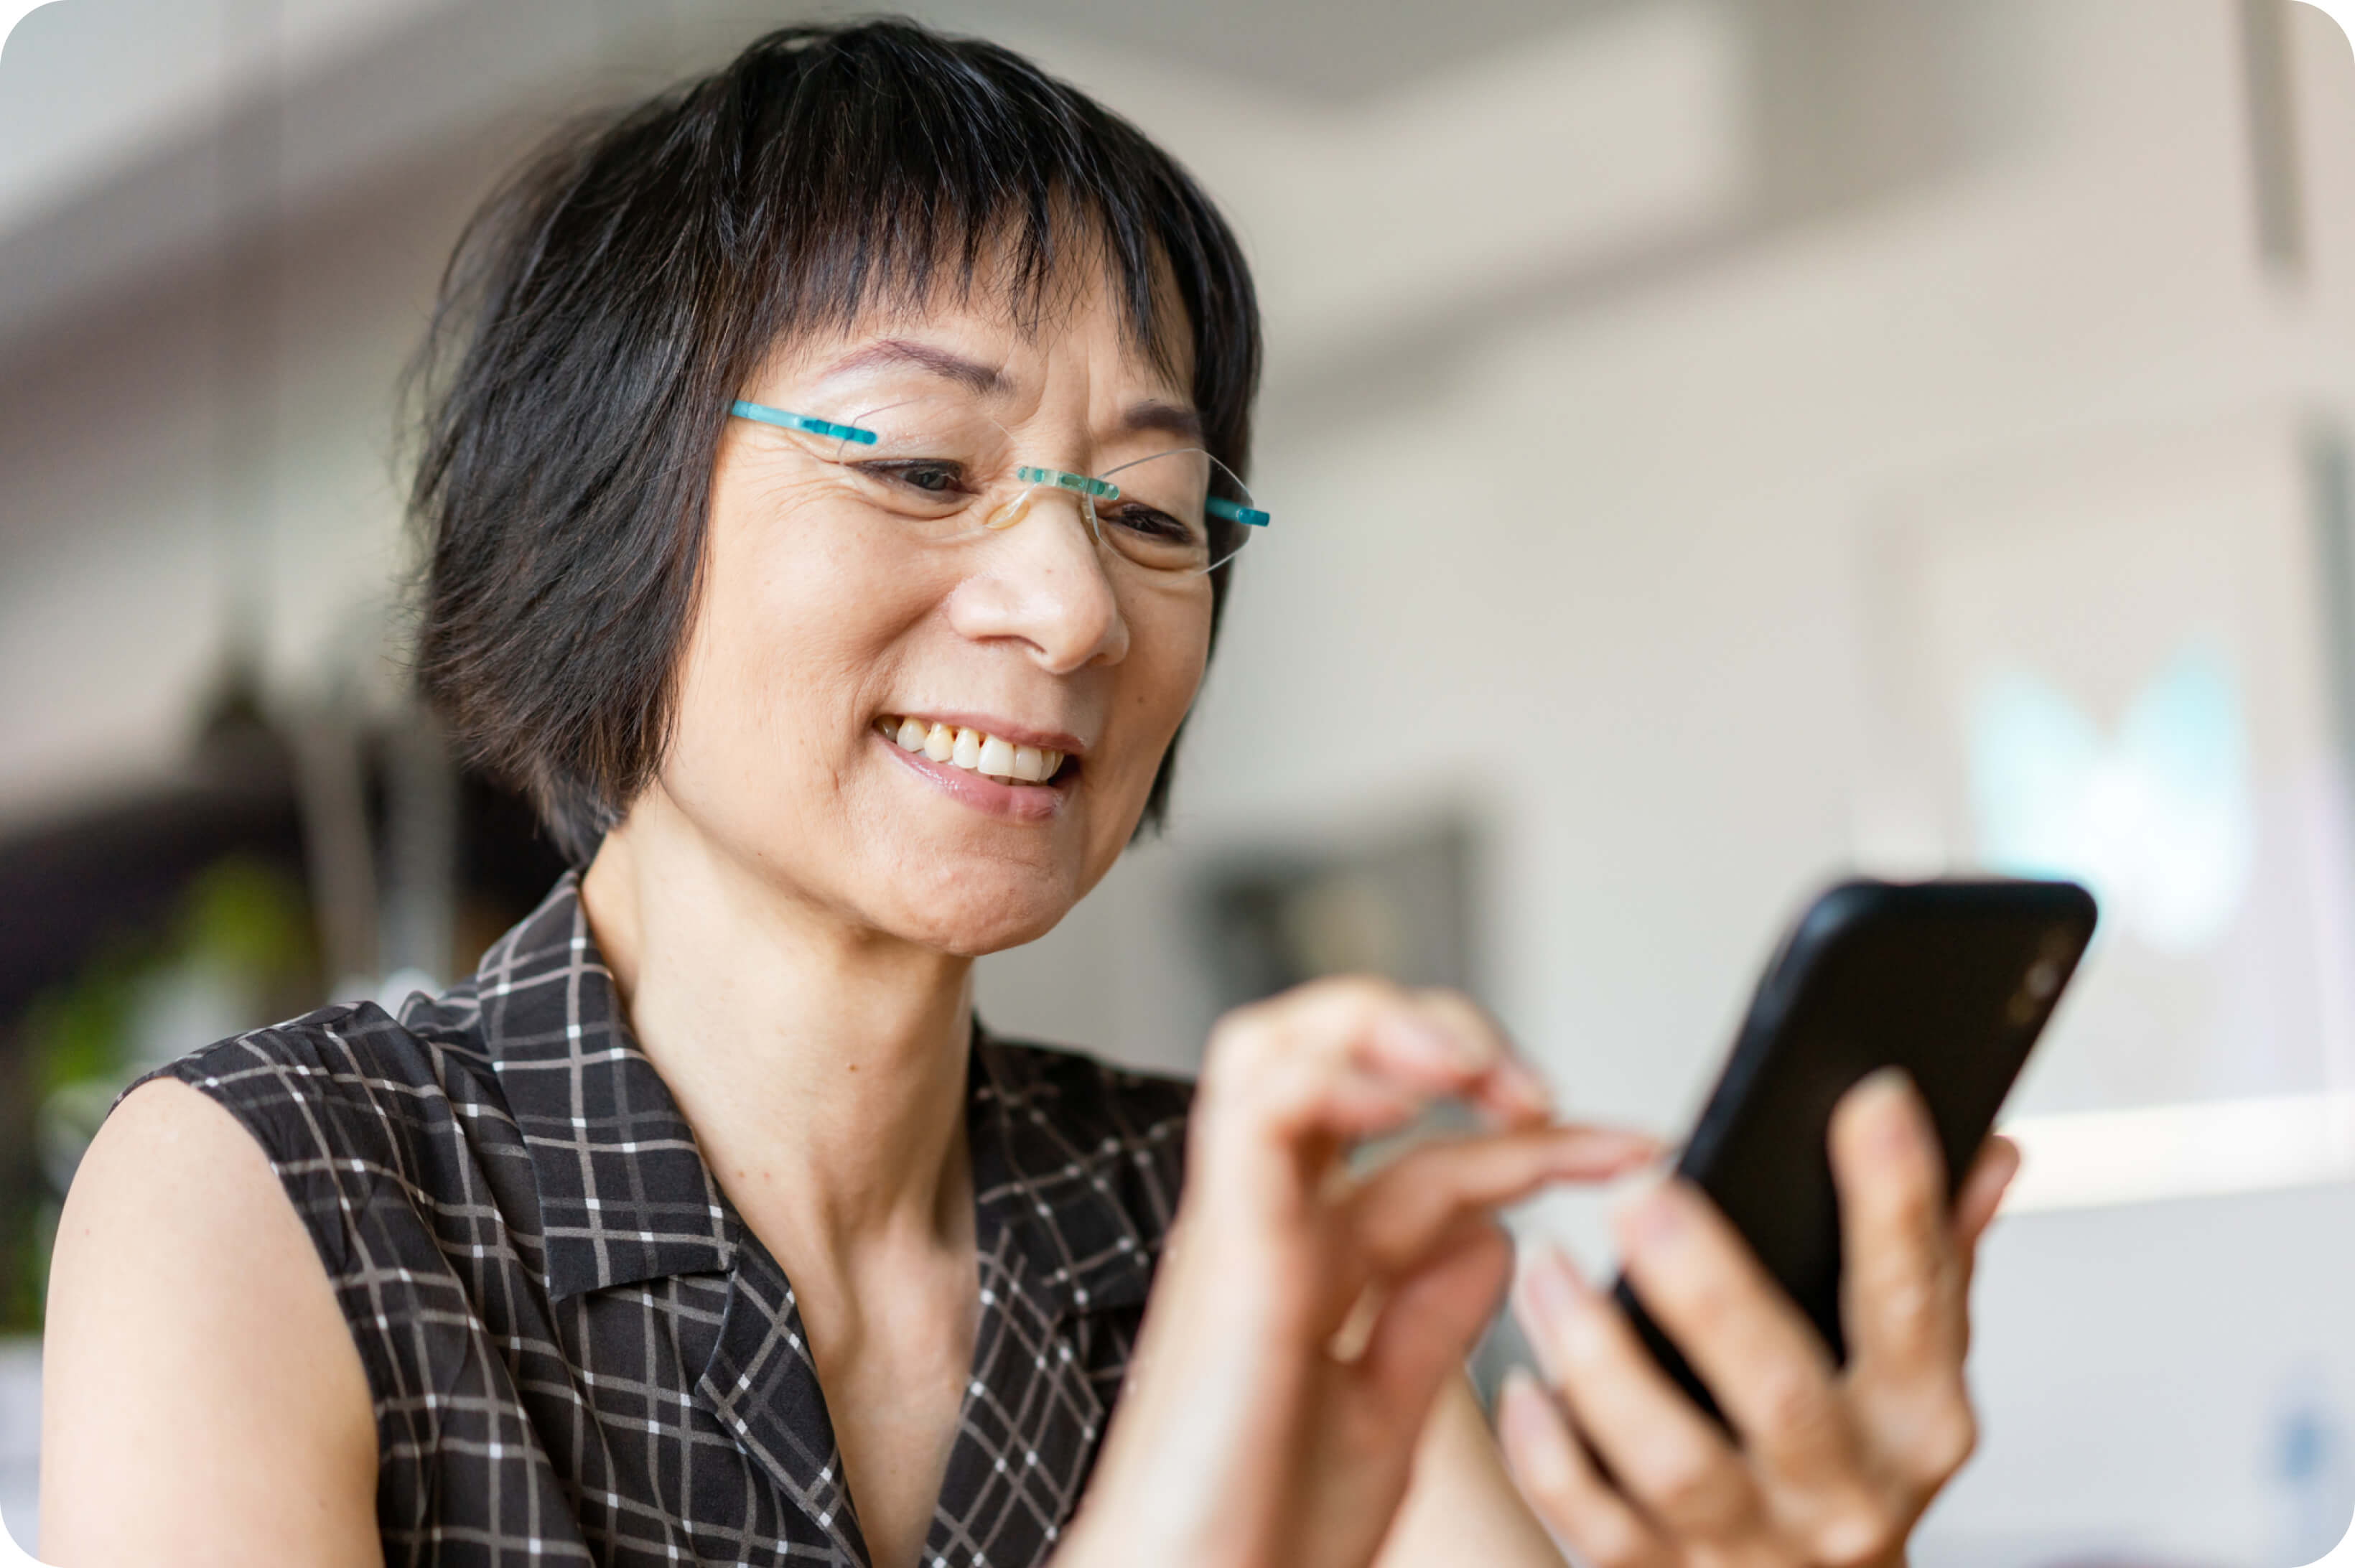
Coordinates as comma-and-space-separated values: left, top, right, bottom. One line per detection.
1061, 977, 1659, 1568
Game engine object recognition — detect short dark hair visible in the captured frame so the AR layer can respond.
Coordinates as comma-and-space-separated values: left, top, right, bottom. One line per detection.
408, 19, 1262, 865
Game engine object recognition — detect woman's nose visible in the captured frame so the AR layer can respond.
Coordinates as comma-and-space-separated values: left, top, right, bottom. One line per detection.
946, 485, 1129, 671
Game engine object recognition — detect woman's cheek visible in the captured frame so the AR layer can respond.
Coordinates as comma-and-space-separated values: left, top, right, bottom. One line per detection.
675, 503, 866, 818
1139, 589, 1213, 732
1111, 588, 1213, 806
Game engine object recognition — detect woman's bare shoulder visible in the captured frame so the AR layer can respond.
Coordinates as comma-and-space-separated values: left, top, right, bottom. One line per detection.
39, 1075, 379, 1566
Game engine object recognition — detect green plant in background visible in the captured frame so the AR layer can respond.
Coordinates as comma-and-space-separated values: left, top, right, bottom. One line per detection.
175, 856, 314, 984
22, 943, 140, 1110
1, 856, 315, 1333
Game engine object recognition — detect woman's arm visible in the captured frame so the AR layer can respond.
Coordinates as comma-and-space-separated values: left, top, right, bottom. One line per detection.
1374, 1376, 1564, 1565
39, 1077, 379, 1567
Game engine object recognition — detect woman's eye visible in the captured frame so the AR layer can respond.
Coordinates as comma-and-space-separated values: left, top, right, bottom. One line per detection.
1106, 503, 1195, 543
857, 460, 967, 496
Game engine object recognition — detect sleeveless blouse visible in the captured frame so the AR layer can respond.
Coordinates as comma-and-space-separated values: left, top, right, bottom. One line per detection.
114, 874, 1193, 1567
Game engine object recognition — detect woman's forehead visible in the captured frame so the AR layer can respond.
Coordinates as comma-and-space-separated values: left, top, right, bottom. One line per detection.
762, 265, 1195, 408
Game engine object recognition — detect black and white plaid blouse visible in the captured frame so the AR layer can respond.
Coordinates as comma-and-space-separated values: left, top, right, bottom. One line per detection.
118, 874, 1193, 1567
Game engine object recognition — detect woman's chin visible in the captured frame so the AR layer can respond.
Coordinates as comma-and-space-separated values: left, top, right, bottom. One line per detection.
923, 911, 1070, 959
877, 877, 1076, 958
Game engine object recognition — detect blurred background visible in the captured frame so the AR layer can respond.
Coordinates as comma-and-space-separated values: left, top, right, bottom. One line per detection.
4, 0, 2355, 1561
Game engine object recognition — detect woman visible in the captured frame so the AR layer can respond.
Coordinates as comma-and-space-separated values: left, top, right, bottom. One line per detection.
39, 22, 2016, 1568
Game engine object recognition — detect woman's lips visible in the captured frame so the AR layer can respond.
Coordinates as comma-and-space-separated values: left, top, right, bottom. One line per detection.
878, 732, 1073, 822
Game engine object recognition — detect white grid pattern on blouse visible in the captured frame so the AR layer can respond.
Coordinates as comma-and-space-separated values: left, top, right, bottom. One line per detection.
118, 874, 1190, 1567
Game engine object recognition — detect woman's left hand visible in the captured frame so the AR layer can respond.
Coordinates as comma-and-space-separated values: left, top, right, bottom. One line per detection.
1496, 1067, 2021, 1567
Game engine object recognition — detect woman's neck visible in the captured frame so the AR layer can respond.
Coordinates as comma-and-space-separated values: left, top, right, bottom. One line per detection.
577, 791, 976, 1265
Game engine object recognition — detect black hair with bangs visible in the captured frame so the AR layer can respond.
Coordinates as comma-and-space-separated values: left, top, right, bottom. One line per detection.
408, 18, 1262, 865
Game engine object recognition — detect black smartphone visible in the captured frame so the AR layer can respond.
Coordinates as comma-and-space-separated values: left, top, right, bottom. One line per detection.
1609, 877, 2097, 1424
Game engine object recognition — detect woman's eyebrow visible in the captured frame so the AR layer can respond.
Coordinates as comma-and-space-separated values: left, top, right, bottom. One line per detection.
816, 338, 1004, 394
1124, 399, 1203, 443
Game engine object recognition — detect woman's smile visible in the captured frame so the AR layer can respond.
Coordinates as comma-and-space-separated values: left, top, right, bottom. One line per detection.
872, 711, 1084, 821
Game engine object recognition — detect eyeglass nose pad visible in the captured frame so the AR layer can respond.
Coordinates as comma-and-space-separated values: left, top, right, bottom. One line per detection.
984, 483, 1102, 543
985, 491, 1032, 531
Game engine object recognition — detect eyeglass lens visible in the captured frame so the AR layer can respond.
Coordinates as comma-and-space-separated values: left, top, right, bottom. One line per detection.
775, 393, 1258, 576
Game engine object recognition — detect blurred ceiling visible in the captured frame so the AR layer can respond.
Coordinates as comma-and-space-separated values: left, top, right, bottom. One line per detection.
0, 0, 432, 224
0, 0, 1666, 353
0, 0, 1979, 373
0, 0, 1636, 238
952, 0, 1643, 99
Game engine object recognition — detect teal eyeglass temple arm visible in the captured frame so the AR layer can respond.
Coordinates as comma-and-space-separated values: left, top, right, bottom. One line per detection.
727, 403, 1269, 526
729, 401, 878, 444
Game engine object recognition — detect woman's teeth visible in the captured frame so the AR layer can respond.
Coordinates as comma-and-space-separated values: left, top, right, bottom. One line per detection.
877, 717, 1066, 785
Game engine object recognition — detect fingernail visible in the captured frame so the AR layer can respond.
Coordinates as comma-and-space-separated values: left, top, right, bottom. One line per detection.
1496, 1368, 1566, 1481
1554, 1126, 1662, 1175
1440, 1022, 1495, 1074
1605, 1128, 1668, 1162
1496, 1058, 1553, 1113
1987, 1137, 2024, 1192
1391, 1014, 1482, 1073
1620, 1184, 1686, 1254
1853, 1065, 1915, 1114
1855, 1064, 1911, 1102
1852, 1067, 1922, 1153
1522, 1245, 1587, 1323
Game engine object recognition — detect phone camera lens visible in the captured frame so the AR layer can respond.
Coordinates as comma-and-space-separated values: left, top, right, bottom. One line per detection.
2025, 958, 2061, 1001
